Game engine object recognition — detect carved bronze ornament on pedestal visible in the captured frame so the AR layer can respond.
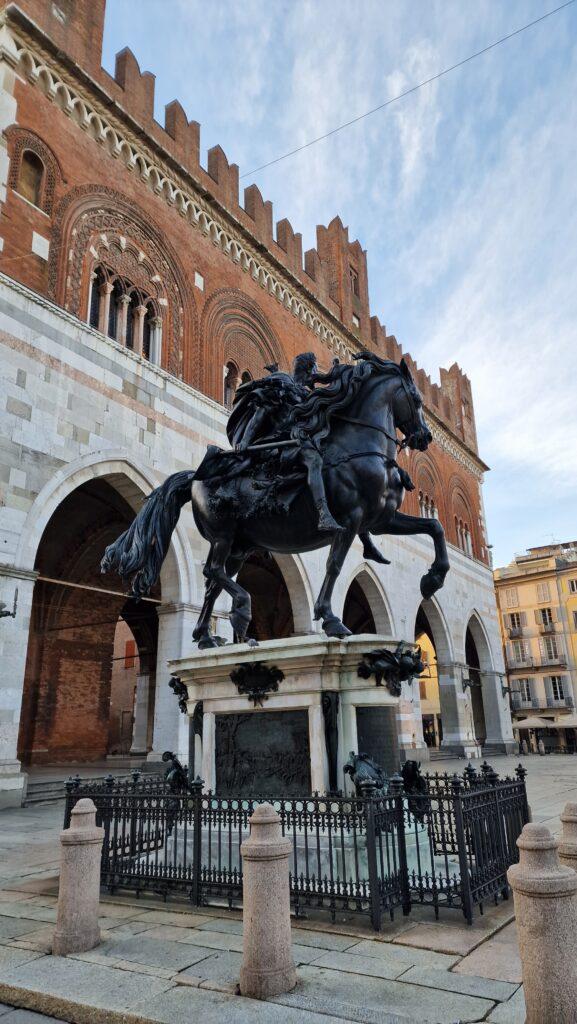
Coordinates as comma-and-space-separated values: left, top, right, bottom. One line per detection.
357, 642, 425, 696
230, 662, 285, 707
168, 676, 188, 714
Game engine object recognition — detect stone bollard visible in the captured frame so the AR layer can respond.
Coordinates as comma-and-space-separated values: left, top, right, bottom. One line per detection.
507, 823, 577, 1024
559, 802, 577, 872
239, 803, 296, 999
52, 798, 104, 957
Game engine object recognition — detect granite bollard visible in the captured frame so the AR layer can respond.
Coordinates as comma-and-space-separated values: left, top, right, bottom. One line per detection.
559, 802, 577, 872
52, 797, 104, 957
239, 803, 296, 999
507, 822, 577, 1024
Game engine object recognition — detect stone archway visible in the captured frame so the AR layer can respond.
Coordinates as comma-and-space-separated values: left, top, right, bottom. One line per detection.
17, 477, 160, 765
14, 453, 195, 768
342, 567, 393, 635
15, 451, 193, 603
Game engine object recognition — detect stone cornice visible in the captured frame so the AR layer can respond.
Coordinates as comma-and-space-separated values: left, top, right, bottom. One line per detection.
2, 12, 486, 481
428, 413, 488, 479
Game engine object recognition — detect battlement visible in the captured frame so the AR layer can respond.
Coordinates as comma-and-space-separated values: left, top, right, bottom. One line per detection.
1, 0, 479, 453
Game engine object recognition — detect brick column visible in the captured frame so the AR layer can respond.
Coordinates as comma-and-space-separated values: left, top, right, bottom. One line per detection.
0, 565, 37, 808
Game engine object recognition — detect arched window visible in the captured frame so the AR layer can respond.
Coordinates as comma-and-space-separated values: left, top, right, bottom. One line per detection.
86, 264, 162, 364
224, 361, 239, 408
108, 279, 122, 341
241, 370, 252, 385
419, 490, 437, 519
88, 268, 104, 329
142, 303, 155, 361
17, 150, 44, 208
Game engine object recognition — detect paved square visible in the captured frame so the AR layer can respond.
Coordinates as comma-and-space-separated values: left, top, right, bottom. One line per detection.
0, 753, 576, 1022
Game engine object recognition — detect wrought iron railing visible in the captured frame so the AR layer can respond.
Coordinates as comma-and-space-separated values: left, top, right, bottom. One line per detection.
64, 762, 529, 931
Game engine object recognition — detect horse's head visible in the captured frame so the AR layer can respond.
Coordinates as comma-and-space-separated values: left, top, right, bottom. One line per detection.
393, 359, 432, 451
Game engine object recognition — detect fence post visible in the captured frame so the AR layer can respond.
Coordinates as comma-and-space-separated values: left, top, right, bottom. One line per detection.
240, 803, 296, 999
508, 823, 577, 1024
63, 776, 79, 830
390, 773, 410, 917
52, 798, 104, 957
360, 779, 381, 932
190, 776, 204, 907
515, 763, 531, 823
559, 802, 577, 872
451, 775, 473, 925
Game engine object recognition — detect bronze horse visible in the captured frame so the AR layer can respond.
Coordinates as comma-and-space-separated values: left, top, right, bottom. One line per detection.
102, 351, 449, 645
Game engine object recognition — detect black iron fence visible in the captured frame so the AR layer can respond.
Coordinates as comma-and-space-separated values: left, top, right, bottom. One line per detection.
63, 762, 529, 931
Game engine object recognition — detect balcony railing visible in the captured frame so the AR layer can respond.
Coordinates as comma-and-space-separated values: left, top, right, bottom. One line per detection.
506, 655, 534, 670
511, 694, 575, 712
538, 655, 567, 669
538, 622, 557, 635
507, 626, 524, 639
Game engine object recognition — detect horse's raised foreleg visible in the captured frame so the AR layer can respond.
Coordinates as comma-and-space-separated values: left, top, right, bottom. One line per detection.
203, 538, 255, 646
378, 511, 449, 598
314, 523, 358, 638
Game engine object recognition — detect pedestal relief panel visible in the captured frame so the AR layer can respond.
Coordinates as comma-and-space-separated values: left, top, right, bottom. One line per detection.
215, 710, 310, 797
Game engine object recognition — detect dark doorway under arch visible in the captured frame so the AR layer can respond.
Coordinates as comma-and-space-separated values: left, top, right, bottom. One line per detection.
236, 552, 294, 641
466, 625, 487, 744
18, 478, 159, 765
343, 579, 377, 634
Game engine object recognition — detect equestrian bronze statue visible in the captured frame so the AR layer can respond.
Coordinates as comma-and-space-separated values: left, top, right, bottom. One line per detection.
101, 349, 449, 646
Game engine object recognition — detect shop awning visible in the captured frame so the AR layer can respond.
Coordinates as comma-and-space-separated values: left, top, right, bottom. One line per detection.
549, 715, 577, 729
513, 716, 558, 730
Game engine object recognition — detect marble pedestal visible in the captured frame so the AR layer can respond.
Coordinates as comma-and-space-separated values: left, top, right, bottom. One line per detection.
170, 634, 426, 796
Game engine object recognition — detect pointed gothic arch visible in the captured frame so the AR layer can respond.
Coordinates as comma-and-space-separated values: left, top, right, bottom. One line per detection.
200, 288, 284, 402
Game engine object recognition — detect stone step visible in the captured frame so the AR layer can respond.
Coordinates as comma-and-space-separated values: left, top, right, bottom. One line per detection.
428, 749, 456, 762
23, 764, 159, 806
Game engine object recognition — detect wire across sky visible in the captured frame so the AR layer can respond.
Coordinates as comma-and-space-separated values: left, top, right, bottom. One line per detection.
240, 1, 575, 179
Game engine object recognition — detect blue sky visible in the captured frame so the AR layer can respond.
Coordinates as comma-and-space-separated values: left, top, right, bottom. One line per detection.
102, 1, 577, 568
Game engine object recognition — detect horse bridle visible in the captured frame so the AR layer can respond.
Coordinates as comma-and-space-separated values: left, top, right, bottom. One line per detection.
333, 370, 422, 451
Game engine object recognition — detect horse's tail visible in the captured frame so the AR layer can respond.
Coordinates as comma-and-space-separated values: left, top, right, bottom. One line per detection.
101, 470, 195, 597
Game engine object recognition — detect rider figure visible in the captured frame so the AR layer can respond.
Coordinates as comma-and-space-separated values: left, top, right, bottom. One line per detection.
226, 352, 342, 532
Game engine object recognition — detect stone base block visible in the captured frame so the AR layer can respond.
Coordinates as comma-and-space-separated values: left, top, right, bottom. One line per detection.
440, 742, 482, 759
399, 744, 430, 764
52, 924, 100, 958
0, 764, 28, 808
239, 963, 297, 1000
483, 741, 519, 756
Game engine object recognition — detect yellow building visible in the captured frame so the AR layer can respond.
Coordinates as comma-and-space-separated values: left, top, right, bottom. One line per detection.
494, 543, 577, 751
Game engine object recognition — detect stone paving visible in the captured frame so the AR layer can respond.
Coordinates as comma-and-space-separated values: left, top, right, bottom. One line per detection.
0, 753, 576, 1023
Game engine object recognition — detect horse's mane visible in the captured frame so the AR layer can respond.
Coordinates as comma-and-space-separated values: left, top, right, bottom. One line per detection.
290, 351, 402, 443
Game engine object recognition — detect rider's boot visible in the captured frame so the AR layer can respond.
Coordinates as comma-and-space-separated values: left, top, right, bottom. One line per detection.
316, 500, 344, 532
